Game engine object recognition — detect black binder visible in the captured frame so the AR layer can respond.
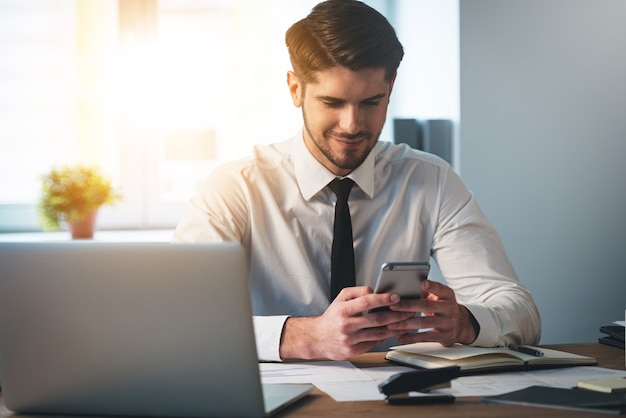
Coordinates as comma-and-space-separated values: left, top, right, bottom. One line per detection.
483, 385, 626, 415
599, 325, 625, 349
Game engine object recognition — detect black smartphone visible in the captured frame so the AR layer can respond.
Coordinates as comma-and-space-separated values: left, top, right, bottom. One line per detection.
373, 261, 430, 299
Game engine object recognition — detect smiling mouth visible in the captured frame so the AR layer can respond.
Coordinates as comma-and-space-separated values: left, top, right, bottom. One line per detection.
328, 131, 372, 145
335, 137, 364, 146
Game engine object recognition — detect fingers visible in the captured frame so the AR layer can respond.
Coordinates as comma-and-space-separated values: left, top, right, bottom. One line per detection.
393, 305, 477, 346
308, 287, 416, 360
307, 282, 472, 360
396, 329, 457, 347
333, 286, 402, 315
385, 280, 468, 346
331, 286, 416, 328
329, 320, 410, 356
389, 280, 456, 313
422, 278, 454, 296
334, 285, 374, 301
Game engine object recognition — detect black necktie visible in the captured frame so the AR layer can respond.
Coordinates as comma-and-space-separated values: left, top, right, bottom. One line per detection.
328, 178, 355, 300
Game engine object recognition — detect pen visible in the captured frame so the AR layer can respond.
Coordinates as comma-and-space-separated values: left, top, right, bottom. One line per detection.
508, 344, 544, 357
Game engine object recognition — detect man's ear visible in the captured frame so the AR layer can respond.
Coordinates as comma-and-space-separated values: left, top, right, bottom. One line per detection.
287, 71, 302, 107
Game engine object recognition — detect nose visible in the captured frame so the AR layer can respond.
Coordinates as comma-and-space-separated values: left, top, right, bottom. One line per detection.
338, 105, 361, 134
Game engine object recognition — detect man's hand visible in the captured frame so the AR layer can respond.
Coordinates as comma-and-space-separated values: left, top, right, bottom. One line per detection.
279, 286, 415, 360
387, 279, 479, 346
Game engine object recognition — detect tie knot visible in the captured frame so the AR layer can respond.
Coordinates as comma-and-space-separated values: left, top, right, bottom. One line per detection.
329, 178, 354, 202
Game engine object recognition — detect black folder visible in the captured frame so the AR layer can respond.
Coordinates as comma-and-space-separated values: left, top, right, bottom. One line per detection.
483, 385, 626, 415
599, 325, 625, 349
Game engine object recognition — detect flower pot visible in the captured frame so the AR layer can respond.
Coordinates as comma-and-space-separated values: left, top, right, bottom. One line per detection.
68, 210, 98, 239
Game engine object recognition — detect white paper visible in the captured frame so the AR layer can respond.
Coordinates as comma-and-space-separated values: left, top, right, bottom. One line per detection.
262, 361, 626, 402
259, 360, 372, 384
315, 380, 387, 402
360, 365, 416, 381
438, 366, 626, 397
314, 366, 414, 402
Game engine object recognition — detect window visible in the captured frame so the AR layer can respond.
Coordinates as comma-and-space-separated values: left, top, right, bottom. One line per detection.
0, 0, 458, 233
0, 0, 314, 231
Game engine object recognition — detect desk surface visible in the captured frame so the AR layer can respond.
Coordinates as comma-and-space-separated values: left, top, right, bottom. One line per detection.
1, 343, 623, 418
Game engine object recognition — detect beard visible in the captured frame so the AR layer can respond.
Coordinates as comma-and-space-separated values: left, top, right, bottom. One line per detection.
302, 108, 381, 172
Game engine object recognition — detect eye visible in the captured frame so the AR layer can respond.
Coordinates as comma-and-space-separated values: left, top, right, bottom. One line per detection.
322, 100, 343, 108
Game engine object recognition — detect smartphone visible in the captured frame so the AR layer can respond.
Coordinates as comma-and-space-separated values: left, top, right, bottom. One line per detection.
373, 261, 430, 299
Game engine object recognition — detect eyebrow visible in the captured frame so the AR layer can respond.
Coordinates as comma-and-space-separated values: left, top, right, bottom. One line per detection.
316, 93, 387, 103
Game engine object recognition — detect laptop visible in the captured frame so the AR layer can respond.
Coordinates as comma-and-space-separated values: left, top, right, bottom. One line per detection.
0, 241, 313, 417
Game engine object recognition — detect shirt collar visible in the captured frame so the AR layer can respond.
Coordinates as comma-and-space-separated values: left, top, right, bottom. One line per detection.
293, 130, 375, 200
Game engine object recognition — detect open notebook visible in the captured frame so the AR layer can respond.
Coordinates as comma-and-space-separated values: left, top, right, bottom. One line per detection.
0, 242, 312, 417
386, 342, 596, 374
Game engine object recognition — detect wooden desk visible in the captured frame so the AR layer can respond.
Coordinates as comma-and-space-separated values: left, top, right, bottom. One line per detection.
1, 343, 623, 418
277, 343, 625, 418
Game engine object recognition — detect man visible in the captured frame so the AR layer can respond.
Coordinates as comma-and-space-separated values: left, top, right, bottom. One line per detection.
173, 0, 541, 362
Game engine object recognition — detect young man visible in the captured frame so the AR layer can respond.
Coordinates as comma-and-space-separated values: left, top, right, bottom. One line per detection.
173, 0, 541, 361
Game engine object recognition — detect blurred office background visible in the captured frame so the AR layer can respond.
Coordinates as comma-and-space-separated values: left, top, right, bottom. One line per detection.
0, 0, 624, 345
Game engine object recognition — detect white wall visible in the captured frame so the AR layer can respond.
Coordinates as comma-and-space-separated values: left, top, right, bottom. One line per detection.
393, 0, 460, 167
377, 0, 459, 153
389, 0, 459, 121
459, 0, 626, 343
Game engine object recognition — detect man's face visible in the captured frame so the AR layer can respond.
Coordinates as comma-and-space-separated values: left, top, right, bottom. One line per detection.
288, 66, 394, 176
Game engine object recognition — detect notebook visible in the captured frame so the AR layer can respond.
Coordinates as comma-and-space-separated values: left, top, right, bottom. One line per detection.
0, 241, 313, 418
386, 342, 596, 374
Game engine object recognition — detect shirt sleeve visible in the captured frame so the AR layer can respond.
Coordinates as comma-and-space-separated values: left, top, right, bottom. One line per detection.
432, 166, 542, 346
172, 166, 248, 244
172, 167, 290, 361
253, 316, 290, 362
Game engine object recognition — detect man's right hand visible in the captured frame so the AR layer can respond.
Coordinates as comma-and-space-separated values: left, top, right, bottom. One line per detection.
278, 286, 415, 360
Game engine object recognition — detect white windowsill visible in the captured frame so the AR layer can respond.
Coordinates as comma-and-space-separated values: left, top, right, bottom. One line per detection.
0, 229, 175, 242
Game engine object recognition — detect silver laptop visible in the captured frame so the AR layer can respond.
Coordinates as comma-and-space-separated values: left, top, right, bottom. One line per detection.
0, 242, 313, 417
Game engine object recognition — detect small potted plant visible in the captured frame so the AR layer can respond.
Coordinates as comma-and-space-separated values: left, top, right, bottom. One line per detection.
38, 165, 121, 239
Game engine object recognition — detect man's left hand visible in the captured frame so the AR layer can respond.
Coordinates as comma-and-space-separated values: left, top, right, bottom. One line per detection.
386, 279, 478, 346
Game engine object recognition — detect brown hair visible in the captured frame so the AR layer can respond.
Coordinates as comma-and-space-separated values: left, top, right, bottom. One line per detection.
286, 0, 404, 84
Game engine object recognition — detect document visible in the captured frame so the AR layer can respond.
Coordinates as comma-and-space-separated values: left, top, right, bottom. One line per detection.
260, 360, 374, 384
260, 362, 415, 401
445, 366, 626, 397
315, 366, 416, 402
260, 359, 626, 402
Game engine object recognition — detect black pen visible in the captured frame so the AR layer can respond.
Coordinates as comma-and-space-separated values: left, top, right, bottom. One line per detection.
508, 344, 544, 357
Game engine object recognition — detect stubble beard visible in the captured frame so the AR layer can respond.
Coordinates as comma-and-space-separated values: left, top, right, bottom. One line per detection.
302, 109, 380, 172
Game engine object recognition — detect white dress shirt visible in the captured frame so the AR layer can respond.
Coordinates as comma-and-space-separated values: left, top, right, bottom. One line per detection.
173, 132, 541, 361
